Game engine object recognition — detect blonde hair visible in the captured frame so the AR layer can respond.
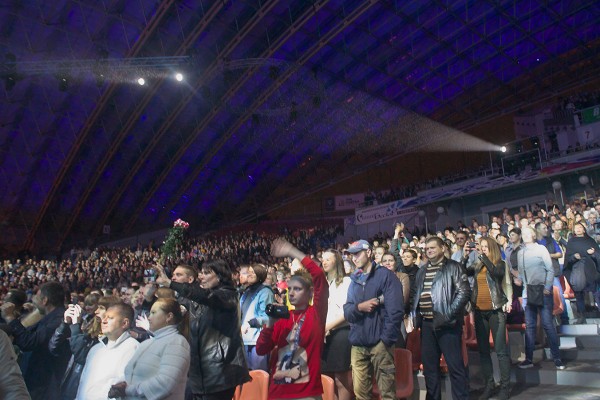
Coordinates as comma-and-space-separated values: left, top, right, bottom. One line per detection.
480, 237, 502, 265
289, 268, 313, 290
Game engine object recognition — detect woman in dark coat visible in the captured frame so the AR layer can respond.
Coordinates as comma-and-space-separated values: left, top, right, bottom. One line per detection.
155, 260, 250, 400
564, 221, 600, 324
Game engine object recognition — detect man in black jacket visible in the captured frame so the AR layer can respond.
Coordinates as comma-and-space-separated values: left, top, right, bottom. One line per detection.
410, 237, 471, 400
2, 281, 70, 400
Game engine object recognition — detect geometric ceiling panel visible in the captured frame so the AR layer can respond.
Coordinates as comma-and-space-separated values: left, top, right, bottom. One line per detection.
0, 0, 599, 253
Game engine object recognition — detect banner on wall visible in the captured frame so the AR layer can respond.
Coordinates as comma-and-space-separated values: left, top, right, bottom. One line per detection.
335, 193, 365, 211
582, 106, 600, 124
355, 200, 418, 225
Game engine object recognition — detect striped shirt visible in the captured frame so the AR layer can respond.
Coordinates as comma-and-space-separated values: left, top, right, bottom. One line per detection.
475, 267, 493, 310
419, 262, 442, 319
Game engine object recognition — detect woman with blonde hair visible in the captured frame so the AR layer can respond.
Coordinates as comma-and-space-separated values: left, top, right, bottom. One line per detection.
464, 237, 511, 400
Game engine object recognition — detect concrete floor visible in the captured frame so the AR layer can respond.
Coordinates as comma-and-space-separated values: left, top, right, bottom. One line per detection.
470, 384, 600, 399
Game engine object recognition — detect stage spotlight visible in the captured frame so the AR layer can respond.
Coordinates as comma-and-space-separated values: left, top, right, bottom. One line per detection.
58, 77, 68, 92
501, 146, 507, 153
137, 78, 145, 86
175, 72, 183, 82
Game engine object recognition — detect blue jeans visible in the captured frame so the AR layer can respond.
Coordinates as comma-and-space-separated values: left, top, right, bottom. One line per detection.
524, 293, 561, 361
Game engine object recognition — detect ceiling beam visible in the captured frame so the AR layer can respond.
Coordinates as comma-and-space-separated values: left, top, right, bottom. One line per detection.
121, 0, 339, 233
24, 0, 177, 251
139, 0, 382, 232
58, 0, 234, 249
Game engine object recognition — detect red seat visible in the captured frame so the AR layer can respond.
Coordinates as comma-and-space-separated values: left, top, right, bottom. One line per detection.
372, 348, 414, 400
553, 286, 564, 316
464, 313, 478, 350
561, 276, 575, 299
406, 329, 421, 372
321, 374, 335, 400
234, 369, 269, 400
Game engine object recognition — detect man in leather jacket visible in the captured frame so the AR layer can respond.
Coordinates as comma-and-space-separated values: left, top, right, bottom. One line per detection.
410, 237, 471, 400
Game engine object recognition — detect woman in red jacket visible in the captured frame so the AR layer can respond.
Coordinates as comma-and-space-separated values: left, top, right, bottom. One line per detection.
256, 238, 329, 400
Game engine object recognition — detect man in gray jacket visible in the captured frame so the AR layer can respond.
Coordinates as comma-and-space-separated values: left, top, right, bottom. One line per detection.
0, 329, 30, 400
517, 227, 565, 370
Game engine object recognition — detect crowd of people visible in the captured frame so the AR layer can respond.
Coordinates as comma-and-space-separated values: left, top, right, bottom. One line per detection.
1, 196, 600, 399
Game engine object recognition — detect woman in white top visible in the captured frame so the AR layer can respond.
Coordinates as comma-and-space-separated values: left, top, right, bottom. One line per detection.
321, 249, 352, 400
108, 298, 191, 399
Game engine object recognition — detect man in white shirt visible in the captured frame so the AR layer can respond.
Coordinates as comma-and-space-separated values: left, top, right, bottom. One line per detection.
76, 303, 139, 400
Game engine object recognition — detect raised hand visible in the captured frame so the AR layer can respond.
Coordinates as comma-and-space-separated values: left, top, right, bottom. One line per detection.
153, 262, 171, 287
271, 238, 294, 258
136, 314, 150, 331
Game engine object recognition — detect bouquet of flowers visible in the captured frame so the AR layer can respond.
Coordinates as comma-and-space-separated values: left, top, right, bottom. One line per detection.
160, 219, 190, 262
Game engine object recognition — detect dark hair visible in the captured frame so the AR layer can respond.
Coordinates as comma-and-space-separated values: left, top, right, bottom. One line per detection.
509, 227, 522, 236
534, 222, 547, 231
84, 293, 102, 307
98, 295, 122, 310
381, 251, 396, 262
202, 259, 234, 287
5, 289, 27, 309
108, 303, 135, 329
250, 264, 268, 284
154, 298, 189, 340
40, 282, 65, 308
425, 236, 445, 248
174, 264, 198, 281
403, 249, 418, 260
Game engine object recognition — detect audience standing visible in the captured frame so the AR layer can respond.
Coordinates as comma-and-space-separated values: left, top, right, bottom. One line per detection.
156, 260, 250, 400
1, 281, 70, 400
410, 237, 471, 400
321, 248, 353, 400
517, 227, 565, 370
344, 240, 404, 400
256, 238, 329, 400
108, 298, 191, 400
75, 303, 139, 399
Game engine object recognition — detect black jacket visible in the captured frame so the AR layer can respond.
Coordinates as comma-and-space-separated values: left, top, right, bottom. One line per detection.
49, 322, 98, 400
564, 235, 600, 287
171, 282, 250, 395
465, 255, 508, 310
8, 307, 70, 400
410, 258, 471, 329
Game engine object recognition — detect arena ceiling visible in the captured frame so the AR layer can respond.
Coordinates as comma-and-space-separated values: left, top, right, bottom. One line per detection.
0, 0, 599, 253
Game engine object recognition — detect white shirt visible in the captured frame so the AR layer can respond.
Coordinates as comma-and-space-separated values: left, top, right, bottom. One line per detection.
326, 276, 351, 328
75, 332, 139, 400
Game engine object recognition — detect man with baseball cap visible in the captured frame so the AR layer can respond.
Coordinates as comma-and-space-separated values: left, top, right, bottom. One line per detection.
343, 240, 403, 400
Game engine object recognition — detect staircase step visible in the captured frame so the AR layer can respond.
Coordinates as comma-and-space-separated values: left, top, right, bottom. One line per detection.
560, 323, 599, 335
576, 335, 600, 349
557, 336, 577, 349
512, 360, 600, 388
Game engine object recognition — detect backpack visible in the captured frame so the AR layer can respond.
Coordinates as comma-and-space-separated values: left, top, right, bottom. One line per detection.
569, 259, 587, 292
542, 238, 561, 277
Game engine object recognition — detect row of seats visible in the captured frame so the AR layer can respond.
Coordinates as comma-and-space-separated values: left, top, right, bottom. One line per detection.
233, 349, 414, 400
232, 370, 335, 400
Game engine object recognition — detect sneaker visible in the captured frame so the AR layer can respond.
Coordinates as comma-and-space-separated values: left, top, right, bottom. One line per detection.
518, 360, 534, 369
555, 360, 566, 370
478, 384, 496, 400
491, 388, 510, 400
